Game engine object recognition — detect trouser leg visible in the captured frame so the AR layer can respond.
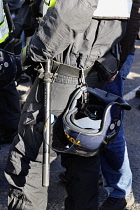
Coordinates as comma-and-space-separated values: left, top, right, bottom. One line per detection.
7, 163, 48, 210
100, 125, 132, 198
5, 137, 48, 210
4, 79, 48, 210
61, 153, 100, 210
101, 55, 134, 198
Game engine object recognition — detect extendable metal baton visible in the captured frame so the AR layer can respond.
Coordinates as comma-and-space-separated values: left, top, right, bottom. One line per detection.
42, 59, 52, 187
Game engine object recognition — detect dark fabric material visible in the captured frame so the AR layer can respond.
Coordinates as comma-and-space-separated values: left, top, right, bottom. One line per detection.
4, 0, 25, 10
120, 0, 140, 65
61, 153, 100, 210
19, 1, 39, 37
10, 12, 22, 39
0, 82, 21, 132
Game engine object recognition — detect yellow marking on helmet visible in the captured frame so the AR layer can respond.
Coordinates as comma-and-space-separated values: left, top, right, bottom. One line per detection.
48, 0, 56, 7
44, 0, 56, 7
64, 132, 81, 146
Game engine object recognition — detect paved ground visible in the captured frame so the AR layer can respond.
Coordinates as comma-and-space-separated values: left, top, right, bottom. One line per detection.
0, 45, 140, 209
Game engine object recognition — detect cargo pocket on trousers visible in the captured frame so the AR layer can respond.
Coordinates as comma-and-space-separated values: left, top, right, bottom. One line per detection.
18, 109, 44, 160
5, 134, 31, 177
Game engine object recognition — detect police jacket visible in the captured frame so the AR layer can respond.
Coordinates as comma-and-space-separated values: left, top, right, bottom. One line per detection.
28, 0, 132, 69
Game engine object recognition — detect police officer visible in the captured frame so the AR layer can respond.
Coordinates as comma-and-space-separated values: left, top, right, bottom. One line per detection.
4, 0, 133, 209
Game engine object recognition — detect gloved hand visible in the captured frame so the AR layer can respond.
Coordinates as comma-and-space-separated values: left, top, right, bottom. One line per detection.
21, 45, 40, 77
21, 45, 28, 67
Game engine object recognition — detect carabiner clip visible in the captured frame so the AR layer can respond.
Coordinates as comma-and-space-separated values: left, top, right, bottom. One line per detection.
78, 67, 86, 86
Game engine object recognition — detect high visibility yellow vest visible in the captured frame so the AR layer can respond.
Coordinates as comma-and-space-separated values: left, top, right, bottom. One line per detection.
0, 0, 9, 43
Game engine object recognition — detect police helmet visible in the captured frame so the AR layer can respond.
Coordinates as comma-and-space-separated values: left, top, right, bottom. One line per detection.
52, 85, 131, 157
0, 49, 17, 88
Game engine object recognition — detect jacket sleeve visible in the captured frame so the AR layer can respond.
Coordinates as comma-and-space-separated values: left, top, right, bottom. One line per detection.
120, 0, 140, 65
28, 0, 98, 62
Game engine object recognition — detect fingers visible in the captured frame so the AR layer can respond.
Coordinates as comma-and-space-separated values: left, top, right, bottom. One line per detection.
109, 71, 118, 82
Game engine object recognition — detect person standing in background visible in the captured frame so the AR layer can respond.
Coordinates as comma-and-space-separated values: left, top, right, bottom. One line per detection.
99, 0, 140, 209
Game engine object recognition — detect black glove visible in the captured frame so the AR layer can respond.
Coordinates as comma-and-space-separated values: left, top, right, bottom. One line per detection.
21, 45, 40, 77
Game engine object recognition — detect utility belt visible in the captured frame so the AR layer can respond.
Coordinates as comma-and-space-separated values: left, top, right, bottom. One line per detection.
50, 60, 102, 88
51, 60, 94, 78
48, 48, 119, 87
